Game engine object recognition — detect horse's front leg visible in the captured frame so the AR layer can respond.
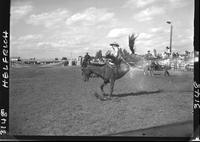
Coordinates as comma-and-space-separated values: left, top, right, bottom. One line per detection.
107, 79, 115, 100
100, 82, 106, 95
100, 80, 109, 96
144, 68, 147, 75
164, 70, 170, 76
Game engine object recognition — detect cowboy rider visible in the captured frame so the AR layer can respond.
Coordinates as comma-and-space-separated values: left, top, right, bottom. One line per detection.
105, 42, 121, 66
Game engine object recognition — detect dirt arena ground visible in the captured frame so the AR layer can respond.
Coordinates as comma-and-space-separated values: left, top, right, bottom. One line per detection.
9, 65, 193, 136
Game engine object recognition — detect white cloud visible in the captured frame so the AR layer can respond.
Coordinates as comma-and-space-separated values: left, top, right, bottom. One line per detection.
149, 27, 169, 35
138, 33, 153, 39
11, 34, 43, 50
65, 7, 115, 26
27, 9, 70, 28
11, 4, 33, 20
134, 6, 165, 22
36, 41, 66, 49
137, 0, 155, 8
168, 0, 188, 8
123, 0, 188, 9
123, 0, 155, 8
18, 34, 43, 41
134, 32, 175, 54
107, 28, 133, 38
12, 6, 120, 58
150, 27, 163, 33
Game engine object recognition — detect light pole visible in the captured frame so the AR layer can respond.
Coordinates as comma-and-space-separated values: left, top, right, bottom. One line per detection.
166, 21, 173, 56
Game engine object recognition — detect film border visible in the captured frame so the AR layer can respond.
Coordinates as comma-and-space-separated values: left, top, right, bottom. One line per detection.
0, 0, 199, 141
0, 0, 10, 138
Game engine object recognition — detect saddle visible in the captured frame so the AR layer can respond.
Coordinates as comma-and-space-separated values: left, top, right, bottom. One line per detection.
106, 61, 118, 70
90, 62, 106, 66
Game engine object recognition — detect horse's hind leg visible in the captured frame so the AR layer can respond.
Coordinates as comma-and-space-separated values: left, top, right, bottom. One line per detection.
164, 70, 169, 76
100, 80, 109, 96
107, 79, 115, 100
100, 82, 105, 95
98, 80, 109, 101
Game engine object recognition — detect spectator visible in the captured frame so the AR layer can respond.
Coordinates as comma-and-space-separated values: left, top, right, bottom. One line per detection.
82, 52, 91, 67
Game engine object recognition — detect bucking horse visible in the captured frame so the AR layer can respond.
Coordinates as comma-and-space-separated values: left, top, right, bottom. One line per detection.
81, 35, 137, 101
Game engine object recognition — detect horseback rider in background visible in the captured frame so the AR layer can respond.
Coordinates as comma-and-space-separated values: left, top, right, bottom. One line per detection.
82, 52, 91, 67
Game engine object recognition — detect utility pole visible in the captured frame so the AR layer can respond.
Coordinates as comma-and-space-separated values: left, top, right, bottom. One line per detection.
166, 21, 173, 55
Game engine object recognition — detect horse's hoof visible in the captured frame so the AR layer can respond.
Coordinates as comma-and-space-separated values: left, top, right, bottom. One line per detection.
100, 97, 107, 101
94, 92, 100, 99
106, 96, 112, 100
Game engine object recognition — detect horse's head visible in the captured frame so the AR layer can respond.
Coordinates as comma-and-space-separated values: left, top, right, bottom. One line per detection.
81, 67, 90, 82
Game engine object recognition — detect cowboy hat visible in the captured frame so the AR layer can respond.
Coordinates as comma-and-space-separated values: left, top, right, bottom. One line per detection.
110, 42, 119, 47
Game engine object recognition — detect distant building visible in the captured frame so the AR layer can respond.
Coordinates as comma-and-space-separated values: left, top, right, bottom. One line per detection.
77, 56, 83, 66
153, 49, 157, 58
23, 58, 39, 64
10, 57, 21, 61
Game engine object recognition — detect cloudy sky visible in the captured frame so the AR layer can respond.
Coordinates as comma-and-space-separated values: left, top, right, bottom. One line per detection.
10, 0, 194, 59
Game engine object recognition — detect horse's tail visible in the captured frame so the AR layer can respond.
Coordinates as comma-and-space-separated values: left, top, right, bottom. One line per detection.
129, 33, 138, 54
